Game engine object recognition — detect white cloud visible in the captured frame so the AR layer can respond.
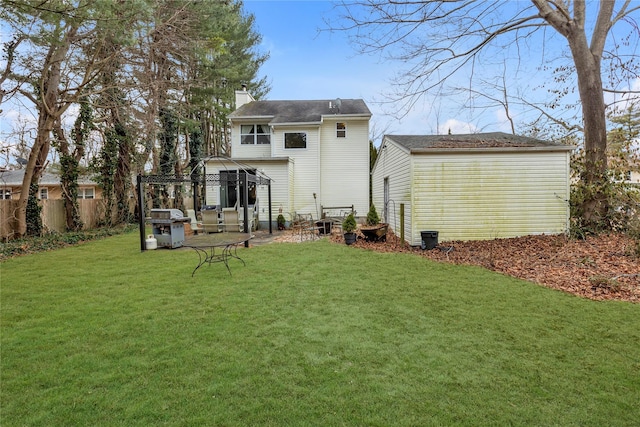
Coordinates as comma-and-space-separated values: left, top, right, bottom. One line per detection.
438, 119, 478, 135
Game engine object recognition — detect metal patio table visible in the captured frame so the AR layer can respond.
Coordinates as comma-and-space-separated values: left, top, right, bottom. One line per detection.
183, 233, 252, 276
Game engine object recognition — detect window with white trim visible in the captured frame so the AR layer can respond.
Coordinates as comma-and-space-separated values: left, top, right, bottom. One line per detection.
336, 122, 346, 138
39, 188, 48, 200
241, 124, 271, 145
284, 132, 307, 149
0, 189, 11, 200
78, 187, 95, 199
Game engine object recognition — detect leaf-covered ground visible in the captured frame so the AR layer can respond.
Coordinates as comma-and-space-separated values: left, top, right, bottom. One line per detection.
331, 231, 640, 303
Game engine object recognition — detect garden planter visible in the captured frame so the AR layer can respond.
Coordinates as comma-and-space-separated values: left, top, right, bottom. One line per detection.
344, 232, 357, 245
360, 223, 388, 242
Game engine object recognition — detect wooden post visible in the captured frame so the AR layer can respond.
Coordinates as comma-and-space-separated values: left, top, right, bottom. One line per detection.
400, 203, 405, 245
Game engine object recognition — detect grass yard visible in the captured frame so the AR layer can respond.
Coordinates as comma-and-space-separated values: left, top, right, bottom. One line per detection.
1, 232, 639, 426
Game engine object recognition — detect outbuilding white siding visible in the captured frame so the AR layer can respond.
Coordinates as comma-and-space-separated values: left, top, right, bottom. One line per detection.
411, 150, 570, 244
371, 140, 412, 239
372, 134, 573, 245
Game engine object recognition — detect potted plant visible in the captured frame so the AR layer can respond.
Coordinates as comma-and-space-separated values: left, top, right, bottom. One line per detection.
366, 204, 380, 226
342, 212, 358, 245
277, 214, 286, 230
360, 204, 388, 242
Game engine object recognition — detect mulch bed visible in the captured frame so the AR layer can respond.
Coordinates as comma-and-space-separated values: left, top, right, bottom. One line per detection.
329, 231, 640, 303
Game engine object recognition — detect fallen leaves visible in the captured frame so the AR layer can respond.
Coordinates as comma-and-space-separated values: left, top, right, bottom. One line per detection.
332, 231, 640, 303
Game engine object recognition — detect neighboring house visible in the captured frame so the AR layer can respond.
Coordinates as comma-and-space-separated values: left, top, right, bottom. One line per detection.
371, 133, 574, 245
624, 160, 640, 185
0, 169, 102, 200
203, 88, 371, 226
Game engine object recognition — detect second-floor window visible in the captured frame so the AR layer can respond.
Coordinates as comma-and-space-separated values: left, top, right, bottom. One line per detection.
0, 189, 11, 199
284, 132, 307, 149
39, 188, 48, 200
241, 124, 270, 145
337, 122, 346, 138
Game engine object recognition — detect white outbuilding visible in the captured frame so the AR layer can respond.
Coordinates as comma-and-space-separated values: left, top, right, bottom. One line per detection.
371, 133, 574, 246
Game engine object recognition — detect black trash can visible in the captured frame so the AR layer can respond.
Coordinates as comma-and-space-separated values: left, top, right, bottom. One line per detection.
420, 231, 438, 250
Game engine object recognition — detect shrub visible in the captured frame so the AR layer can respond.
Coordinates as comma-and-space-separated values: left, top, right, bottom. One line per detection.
569, 150, 640, 237
277, 214, 286, 230
366, 204, 380, 226
0, 224, 136, 261
342, 213, 357, 233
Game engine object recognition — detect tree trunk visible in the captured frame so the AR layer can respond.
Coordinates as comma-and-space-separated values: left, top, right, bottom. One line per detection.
16, 113, 54, 236
532, 0, 613, 230
15, 25, 77, 237
56, 121, 85, 232
566, 17, 609, 229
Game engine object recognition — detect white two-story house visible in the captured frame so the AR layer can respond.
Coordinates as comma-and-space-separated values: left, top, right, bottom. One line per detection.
203, 89, 372, 228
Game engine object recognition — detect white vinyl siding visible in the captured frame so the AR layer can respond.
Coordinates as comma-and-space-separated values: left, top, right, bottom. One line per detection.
253, 162, 293, 223
411, 151, 570, 243
371, 140, 412, 240
320, 118, 369, 217
271, 126, 320, 215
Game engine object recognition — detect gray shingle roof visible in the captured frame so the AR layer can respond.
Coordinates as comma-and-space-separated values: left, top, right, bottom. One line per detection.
229, 99, 371, 124
0, 169, 98, 186
386, 132, 573, 151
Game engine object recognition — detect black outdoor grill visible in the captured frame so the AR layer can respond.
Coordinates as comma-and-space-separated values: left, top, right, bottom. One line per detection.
150, 209, 190, 248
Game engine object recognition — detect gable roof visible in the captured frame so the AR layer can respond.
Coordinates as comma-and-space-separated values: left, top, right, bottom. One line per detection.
0, 169, 98, 186
229, 99, 371, 125
385, 132, 574, 152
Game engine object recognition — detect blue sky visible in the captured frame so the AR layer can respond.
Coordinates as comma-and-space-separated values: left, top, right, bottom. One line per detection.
242, 0, 444, 141
242, 0, 639, 145
242, 0, 523, 141
243, 1, 375, 98
1, 0, 637, 159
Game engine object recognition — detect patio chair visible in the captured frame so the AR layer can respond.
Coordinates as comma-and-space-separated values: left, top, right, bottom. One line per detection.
185, 209, 203, 235
295, 213, 320, 241
221, 208, 242, 232
201, 209, 221, 233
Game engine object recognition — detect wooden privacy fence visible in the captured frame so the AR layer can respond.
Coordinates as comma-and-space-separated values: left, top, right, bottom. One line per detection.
0, 197, 195, 240
0, 199, 109, 239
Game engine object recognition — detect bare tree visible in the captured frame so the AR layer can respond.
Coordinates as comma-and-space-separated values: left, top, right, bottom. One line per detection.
333, 0, 639, 230
0, 35, 25, 112
3, 0, 146, 236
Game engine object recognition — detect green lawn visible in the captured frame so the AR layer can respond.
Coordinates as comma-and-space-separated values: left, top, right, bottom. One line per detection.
1, 232, 639, 426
